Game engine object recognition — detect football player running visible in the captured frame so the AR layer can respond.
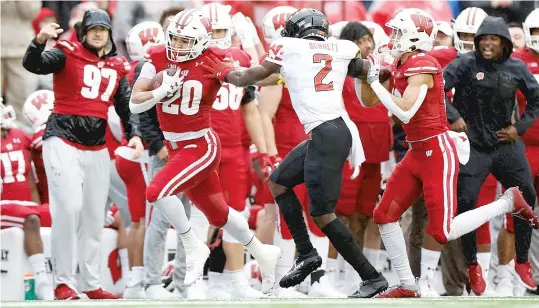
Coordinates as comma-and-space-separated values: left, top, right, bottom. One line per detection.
129, 9, 281, 294
200, 8, 389, 298
360, 8, 538, 298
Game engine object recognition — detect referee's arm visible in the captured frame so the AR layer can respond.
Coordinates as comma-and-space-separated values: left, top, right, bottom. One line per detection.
514, 62, 539, 135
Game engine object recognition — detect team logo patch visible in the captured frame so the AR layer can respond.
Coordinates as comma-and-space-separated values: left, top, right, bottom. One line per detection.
476, 72, 484, 80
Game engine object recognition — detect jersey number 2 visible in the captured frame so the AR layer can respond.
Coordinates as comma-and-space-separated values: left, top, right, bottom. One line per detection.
313, 54, 334, 92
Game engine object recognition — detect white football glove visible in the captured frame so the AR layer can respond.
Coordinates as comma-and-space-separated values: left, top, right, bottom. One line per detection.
366, 54, 381, 85
104, 210, 115, 227
154, 70, 184, 100
232, 12, 255, 49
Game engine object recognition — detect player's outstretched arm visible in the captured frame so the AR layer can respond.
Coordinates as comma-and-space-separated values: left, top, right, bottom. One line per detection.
226, 61, 281, 87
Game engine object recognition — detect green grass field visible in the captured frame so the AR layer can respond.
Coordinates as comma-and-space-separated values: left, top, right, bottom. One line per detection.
2, 298, 539, 308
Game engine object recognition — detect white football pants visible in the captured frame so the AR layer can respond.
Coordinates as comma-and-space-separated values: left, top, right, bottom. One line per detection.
44, 137, 110, 292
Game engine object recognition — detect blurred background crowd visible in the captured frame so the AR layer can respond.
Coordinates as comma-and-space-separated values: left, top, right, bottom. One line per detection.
2, 0, 539, 130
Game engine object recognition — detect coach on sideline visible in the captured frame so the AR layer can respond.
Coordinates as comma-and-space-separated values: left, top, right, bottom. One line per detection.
444, 16, 539, 292
23, 9, 142, 300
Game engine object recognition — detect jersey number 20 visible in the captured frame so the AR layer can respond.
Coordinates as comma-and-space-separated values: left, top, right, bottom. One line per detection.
162, 80, 202, 115
313, 54, 334, 92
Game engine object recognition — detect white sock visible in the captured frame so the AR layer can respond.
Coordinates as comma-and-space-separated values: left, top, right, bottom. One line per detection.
223, 208, 254, 245
153, 196, 190, 234
363, 248, 382, 271
179, 228, 203, 252
497, 263, 511, 278
448, 196, 512, 241
337, 254, 345, 280
379, 223, 415, 285
118, 248, 130, 281
128, 266, 144, 287
477, 252, 491, 281
208, 271, 226, 287
274, 233, 295, 281
420, 248, 441, 279
309, 232, 329, 271
190, 206, 210, 243
28, 253, 48, 285
327, 258, 338, 283
225, 269, 248, 285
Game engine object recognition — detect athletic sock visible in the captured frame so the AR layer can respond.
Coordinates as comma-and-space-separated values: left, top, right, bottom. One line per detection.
363, 248, 382, 271
153, 196, 190, 234
128, 266, 144, 287
321, 219, 379, 280
477, 252, 491, 280
29, 253, 48, 285
448, 196, 512, 241
420, 248, 441, 279
222, 208, 253, 244
309, 232, 329, 270
118, 248, 130, 281
275, 190, 313, 256
379, 222, 415, 285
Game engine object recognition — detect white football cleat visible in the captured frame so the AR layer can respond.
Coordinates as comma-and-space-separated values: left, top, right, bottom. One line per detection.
270, 287, 309, 298
184, 241, 210, 287
418, 275, 440, 297
145, 285, 181, 300
123, 285, 145, 299
254, 245, 282, 294
308, 275, 346, 298
186, 278, 207, 300
35, 281, 54, 300
495, 277, 515, 297
229, 276, 266, 299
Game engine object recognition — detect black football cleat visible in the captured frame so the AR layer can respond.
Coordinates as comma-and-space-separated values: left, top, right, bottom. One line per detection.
279, 251, 322, 288
349, 273, 389, 298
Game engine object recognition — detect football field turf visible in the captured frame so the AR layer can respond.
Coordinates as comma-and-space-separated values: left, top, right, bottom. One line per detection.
2, 298, 538, 308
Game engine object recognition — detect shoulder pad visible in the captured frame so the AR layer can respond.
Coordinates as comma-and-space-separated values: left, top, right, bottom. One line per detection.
55, 40, 80, 53
404, 55, 440, 76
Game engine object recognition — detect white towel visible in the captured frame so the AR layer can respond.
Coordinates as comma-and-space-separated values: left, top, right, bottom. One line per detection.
341, 116, 366, 169
446, 131, 470, 165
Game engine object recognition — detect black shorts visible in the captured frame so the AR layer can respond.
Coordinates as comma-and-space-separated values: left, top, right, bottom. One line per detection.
270, 117, 352, 216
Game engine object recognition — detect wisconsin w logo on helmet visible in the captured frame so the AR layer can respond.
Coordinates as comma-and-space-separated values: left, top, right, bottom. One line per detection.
410, 13, 434, 36
138, 28, 161, 46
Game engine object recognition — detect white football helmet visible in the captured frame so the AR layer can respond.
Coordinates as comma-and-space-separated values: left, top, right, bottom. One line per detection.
384, 8, 438, 59
23, 90, 54, 129
1, 99, 16, 129
262, 6, 297, 44
453, 7, 488, 53
202, 3, 233, 49
126, 21, 165, 62
166, 9, 213, 62
524, 9, 539, 52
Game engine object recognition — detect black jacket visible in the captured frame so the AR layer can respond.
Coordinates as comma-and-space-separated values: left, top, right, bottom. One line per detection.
22, 38, 140, 147
444, 16, 539, 150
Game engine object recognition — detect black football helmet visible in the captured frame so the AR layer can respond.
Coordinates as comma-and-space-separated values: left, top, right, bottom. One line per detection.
281, 8, 330, 40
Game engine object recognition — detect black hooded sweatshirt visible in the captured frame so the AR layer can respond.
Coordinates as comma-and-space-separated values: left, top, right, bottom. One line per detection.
22, 9, 140, 147
443, 16, 539, 151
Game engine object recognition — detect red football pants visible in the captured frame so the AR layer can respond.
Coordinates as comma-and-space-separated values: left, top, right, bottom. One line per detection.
374, 132, 458, 244
336, 162, 381, 217
0, 201, 51, 229
146, 129, 230, 227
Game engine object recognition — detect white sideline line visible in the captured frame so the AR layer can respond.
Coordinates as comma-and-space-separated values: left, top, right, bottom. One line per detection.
1, 298, 538, 308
